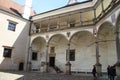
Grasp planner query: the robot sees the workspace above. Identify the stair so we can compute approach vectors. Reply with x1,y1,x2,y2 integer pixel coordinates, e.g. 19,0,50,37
48,66,63,74
48,67,57,74
53,65,63,73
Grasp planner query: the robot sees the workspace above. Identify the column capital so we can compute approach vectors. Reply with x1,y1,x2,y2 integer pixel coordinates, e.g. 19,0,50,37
66,61,71,66
68,41,70,45
68,43,70,46
95,62,102,66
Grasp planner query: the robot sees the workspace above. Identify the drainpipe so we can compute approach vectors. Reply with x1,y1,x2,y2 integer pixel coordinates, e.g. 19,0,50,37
26,18,32,71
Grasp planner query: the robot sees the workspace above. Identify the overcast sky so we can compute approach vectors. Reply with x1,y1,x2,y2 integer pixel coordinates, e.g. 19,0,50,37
13,0,87,14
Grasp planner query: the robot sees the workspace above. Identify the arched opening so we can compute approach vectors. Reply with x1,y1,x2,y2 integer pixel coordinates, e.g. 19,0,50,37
70,31,95,72
31,37,46,71
48,34,68,72
98,22,117,72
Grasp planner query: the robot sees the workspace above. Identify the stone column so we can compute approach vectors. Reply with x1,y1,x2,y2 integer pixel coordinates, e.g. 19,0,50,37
101,0,104,13
65,42,71,75
79,12,82,25
57,16,60,29
67,14,71,27
93,9,97,23
45,44,49,72
47,17,50,31
95,37,102,77
115,29,120,80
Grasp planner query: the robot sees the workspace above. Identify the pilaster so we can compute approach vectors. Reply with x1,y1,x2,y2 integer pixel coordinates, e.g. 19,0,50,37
45,44,49,72
115,28,120,80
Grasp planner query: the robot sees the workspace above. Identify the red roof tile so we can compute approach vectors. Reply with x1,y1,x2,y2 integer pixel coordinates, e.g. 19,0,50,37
0,0,35,17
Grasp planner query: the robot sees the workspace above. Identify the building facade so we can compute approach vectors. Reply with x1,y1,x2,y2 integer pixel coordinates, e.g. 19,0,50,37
0,0,120,78
30,0,120,76
0,0,34,70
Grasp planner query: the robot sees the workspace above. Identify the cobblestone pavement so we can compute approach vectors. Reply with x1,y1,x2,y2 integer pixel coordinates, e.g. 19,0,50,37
0,71,108,80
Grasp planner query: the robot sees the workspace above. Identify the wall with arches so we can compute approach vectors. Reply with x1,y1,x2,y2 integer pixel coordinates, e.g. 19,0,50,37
29,6,120,72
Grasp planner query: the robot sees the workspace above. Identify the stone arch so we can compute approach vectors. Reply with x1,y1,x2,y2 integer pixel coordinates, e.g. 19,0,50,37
31,35,46,44
48,34,68,72
48,34,67,44
70,30,93,41
31,37,46,70
31,36,46,51
97,21,115,37
70,31,96,72
97,21,117,72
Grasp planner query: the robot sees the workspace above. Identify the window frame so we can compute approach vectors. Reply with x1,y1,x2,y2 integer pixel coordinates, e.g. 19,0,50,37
50,47,55,53
3,46,13,58
66,49,75,61
7,19,18,32
69,49,75,61
32,52,38,61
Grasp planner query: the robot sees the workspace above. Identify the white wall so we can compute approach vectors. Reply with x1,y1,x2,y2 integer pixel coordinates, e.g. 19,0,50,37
0,11,30,70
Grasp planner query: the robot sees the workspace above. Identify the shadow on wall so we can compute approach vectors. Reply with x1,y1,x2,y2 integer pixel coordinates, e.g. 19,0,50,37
0,20,30,71
0,58,17,70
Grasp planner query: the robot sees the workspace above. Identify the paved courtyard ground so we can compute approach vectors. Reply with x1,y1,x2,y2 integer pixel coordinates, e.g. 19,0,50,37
0,71,108,80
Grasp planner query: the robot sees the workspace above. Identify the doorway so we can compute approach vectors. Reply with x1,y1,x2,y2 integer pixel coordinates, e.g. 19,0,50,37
49,57,55,67
19,62,24,71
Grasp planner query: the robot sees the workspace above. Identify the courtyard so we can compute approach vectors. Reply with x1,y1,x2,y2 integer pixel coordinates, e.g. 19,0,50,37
0,71,108,80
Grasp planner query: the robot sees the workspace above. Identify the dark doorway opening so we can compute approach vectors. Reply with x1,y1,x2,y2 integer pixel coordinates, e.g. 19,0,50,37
49,57,55,67
19,62,24,71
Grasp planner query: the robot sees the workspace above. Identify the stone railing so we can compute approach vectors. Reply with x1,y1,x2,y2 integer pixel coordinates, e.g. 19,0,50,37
31,0,120,34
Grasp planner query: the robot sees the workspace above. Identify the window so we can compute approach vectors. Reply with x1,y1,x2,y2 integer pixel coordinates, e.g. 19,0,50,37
69,50,75,61
50,47,55,53
8,22,16,31
66,49,75,61
3,48,12,58
32,52,37,60
70,23,75,27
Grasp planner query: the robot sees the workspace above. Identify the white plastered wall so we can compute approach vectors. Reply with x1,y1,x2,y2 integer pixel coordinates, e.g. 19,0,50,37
0,11,29,70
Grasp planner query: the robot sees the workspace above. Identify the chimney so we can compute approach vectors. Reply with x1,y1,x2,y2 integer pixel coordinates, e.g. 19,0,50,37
68,0,77,5
22,0,33,19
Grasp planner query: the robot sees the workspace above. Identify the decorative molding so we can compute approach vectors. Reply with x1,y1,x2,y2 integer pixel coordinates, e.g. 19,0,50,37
46,35,49,40
7,19,18,24
67,32,71,37
2,45,14,49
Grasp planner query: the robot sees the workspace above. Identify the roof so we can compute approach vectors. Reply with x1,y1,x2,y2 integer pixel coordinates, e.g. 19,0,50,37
0,0,35,17
31,0,92,18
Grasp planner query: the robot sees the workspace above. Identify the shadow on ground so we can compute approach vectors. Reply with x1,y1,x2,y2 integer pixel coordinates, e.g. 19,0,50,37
0,71,108,80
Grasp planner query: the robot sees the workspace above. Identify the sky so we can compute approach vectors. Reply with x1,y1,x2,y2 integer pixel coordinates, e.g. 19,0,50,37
13,0,87,14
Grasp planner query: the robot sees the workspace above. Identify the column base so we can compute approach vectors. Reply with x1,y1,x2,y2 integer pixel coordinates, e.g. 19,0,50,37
95,63,102,77
115,62,120,80
28,62,31,71
116,76,120,80
65,62,71,75
44,62,49,72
